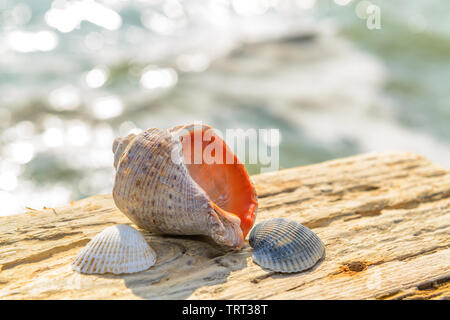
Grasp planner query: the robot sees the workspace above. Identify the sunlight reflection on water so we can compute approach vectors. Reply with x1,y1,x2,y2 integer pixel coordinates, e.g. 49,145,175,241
1,0,449,216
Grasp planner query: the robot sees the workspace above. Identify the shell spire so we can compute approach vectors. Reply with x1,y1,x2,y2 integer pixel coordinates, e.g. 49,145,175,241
112,124,258,249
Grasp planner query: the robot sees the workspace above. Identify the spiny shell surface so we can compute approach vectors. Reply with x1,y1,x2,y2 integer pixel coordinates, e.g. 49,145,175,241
112,125,257,249
71,224,157,274
249,218,325,273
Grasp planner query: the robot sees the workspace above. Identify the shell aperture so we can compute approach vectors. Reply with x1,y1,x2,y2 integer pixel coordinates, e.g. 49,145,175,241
249,218,325,273
177,124,258,239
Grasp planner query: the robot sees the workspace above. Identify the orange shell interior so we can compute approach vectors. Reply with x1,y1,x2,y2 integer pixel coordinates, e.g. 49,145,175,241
179,125,257,238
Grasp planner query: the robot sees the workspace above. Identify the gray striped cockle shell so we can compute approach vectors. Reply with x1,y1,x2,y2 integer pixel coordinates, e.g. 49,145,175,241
249,218,325,273
112,124,258,249
72,224,157,274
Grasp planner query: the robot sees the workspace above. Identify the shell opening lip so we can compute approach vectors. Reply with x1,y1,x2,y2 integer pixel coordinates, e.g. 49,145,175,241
211,201,241,227
177,124,258,239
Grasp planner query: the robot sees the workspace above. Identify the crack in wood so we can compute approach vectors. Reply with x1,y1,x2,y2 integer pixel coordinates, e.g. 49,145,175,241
1,239,90,271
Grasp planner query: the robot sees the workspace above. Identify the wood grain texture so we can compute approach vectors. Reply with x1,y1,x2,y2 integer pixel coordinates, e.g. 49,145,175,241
0,152,449,300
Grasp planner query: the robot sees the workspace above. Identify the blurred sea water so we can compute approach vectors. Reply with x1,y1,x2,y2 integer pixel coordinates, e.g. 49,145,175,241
0,0,449,216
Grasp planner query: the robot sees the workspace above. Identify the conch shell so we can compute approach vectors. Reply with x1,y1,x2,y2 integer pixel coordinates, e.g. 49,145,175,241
112,124,258,249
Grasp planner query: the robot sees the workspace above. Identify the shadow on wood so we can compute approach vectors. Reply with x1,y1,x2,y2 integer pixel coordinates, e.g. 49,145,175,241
119,233,250,299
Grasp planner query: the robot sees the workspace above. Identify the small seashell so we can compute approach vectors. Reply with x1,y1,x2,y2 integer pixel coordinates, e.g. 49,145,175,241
249,218,325,273
112,124,258,249
72,224,157,274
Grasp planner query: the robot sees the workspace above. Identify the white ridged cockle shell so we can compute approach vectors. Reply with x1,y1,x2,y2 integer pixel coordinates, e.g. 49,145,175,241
72,224,157,274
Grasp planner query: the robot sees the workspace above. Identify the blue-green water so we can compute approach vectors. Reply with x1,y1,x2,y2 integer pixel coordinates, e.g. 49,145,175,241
0,0,449,215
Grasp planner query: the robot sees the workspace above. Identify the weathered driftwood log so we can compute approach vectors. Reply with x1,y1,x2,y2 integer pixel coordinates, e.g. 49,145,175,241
0,152,449,300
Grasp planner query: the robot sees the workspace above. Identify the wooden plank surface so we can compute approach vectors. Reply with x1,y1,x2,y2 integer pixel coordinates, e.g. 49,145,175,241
0,152,449,299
